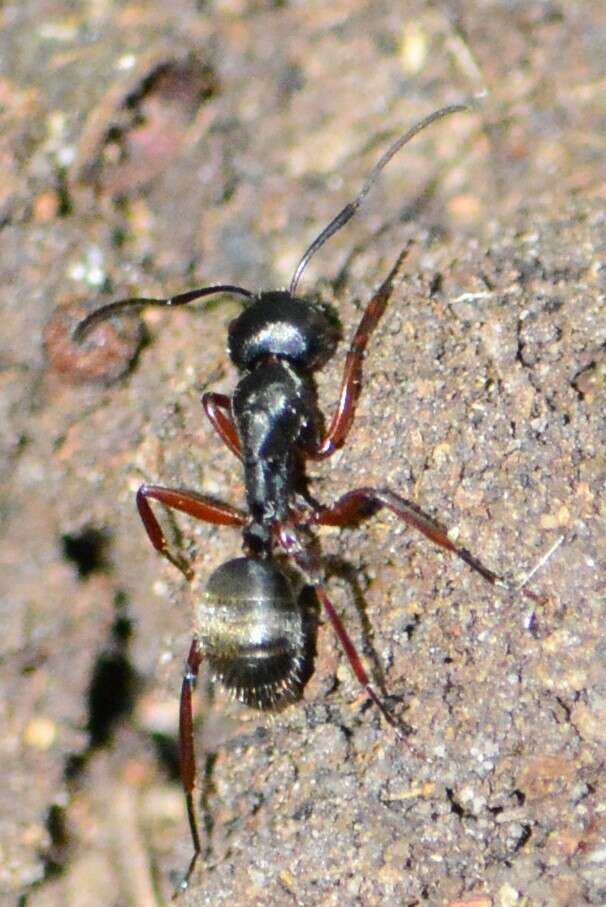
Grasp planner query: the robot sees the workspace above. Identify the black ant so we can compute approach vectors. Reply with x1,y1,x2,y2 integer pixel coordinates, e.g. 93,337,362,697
74,104,546,893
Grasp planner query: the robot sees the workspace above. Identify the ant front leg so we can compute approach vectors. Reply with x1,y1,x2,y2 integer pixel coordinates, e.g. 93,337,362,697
174,637,204,898
202,392,242,461
137,484,246,580
313,245,410,459
312,487,546,604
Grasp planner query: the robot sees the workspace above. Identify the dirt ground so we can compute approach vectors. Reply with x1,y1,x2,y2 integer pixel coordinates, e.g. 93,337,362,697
1,2,605,906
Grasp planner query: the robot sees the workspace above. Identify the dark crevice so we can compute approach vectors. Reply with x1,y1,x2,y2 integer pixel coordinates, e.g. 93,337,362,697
514,823,532,851
404,614,420,640
41,803,69,879
73,591,138,753
63,752,87,782
515,319,531,369
446,787,475,820
151,732,181,783
62,592,137,771
429,272,443,296
36,593,139,889
61,526,110,578
86,617,137,748
554,695,572,722
55,168,73,217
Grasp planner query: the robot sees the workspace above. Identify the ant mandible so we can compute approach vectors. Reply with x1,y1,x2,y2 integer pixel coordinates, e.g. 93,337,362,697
74,104,545,893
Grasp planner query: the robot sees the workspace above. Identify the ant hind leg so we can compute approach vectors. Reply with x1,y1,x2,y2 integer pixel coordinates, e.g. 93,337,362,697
173,637,204,899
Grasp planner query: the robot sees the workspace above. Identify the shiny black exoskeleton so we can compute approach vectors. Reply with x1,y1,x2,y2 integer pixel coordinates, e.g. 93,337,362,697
229,292,339,552
72,104,548,895
198,557,305,709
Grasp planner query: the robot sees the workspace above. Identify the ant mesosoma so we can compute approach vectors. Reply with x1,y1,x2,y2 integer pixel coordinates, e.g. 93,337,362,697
74,104,546,893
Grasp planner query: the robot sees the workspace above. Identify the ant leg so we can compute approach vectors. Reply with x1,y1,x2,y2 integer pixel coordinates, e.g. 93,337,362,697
312,245,410,459
311,486,545,604
276,525,408,740
137,484,246,580
315,584,406,740
173,637,204,899
202,393,242,461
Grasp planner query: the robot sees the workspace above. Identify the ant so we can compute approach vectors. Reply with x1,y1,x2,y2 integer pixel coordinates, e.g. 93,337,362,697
74,104,547,893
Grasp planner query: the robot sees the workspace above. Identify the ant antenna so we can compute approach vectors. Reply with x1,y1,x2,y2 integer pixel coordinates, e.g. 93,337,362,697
73,284,255,343
289,103,469,296
74,104,469,343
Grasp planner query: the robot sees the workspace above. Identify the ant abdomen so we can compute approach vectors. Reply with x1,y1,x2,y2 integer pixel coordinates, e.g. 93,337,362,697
197,557,306,710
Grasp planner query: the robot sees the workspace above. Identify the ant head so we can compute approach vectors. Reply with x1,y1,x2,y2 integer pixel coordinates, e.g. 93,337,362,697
228,291,340,372
197,556,305,709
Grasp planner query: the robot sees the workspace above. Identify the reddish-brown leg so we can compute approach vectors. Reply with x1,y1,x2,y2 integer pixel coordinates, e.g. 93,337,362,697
137,484,246,580
314,585,406,739
173,637,204,898
276,524,407,739
310,486,545,604
202,392,242,460
312,245,410,459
